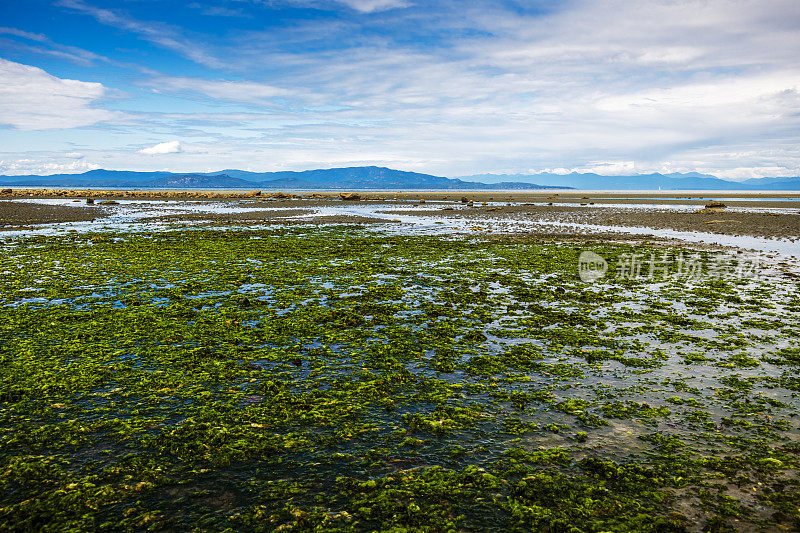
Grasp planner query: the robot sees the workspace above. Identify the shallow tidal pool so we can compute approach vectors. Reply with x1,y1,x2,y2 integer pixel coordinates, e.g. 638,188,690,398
1,227,799,532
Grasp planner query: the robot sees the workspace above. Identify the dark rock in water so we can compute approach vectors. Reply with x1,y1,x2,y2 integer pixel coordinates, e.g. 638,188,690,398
1,188,11,194
705,200,726,208
86,198,94,205
340,192,361,201
98,200,119,205
461,196,468,203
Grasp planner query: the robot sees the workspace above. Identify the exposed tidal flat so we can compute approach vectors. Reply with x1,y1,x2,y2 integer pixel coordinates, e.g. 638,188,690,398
2,189,800,243
1,193,799,531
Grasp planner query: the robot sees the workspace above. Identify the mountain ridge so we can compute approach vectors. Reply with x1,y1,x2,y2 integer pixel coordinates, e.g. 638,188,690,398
0,166,562,190
458,172,800,190
1,166,799,190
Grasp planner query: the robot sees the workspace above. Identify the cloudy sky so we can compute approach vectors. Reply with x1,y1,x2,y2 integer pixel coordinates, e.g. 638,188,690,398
0,0,799,180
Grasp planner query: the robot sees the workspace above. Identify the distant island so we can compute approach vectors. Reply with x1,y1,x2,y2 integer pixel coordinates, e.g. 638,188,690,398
0,167,565,191
458,172,800,191
1,166,799,190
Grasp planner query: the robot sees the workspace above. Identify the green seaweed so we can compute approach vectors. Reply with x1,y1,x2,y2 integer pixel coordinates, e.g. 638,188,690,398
0,228,798,531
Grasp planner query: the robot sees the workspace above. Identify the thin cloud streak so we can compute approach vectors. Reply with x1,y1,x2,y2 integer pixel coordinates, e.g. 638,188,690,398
58,0,226,69
147,77,290,105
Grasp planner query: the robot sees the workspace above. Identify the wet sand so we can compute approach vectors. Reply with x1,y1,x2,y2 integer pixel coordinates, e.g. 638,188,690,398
383,203,800,240
0,200,104,229
1,190,798,241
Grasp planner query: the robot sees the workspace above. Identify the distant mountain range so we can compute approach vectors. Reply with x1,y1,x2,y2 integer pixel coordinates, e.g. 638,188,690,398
0,167,561,190
459,172,800,190
1,166,799,190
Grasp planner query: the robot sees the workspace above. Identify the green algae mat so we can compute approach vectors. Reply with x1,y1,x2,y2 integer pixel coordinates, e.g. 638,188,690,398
1,228,799,532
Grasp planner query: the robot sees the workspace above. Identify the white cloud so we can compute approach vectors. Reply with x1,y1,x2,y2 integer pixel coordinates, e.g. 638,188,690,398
138,141,182,155
0,58,118,130
706,166,798,181
0,157,99,175
596,73,800,113
542,162,639,176
337,0,411,13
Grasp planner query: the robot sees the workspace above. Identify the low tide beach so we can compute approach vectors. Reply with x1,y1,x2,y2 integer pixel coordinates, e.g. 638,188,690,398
2,189,799,251
1,189,799,531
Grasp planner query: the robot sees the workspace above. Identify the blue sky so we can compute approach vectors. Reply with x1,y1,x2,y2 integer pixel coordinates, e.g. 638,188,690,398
0,0,799,180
